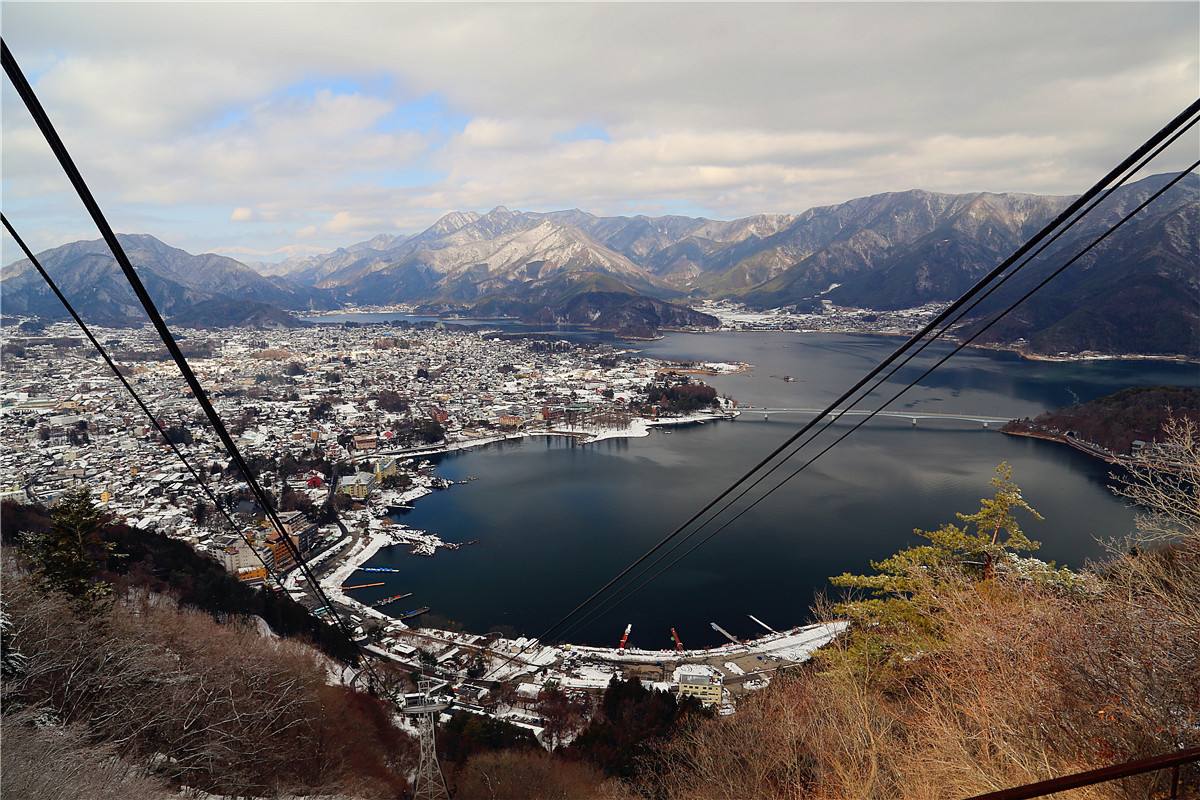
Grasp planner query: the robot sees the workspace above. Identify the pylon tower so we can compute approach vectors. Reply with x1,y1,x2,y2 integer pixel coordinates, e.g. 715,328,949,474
405,678,451,800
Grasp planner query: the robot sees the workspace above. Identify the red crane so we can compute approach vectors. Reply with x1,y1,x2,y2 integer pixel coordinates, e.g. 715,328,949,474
617,623,632,650
670,627,684,652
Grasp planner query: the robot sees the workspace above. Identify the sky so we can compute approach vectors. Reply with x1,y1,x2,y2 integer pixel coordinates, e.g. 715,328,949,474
2,2,1197,262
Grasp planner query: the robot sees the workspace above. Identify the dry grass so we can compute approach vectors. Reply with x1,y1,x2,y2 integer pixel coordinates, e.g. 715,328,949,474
452,749,634,800
1,562,411,797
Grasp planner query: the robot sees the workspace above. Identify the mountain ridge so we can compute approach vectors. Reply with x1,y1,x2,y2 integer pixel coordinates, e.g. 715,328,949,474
3,173,1195,350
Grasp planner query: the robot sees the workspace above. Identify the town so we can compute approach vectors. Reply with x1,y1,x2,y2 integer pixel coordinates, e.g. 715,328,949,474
0,315,843,743
696,299,950,334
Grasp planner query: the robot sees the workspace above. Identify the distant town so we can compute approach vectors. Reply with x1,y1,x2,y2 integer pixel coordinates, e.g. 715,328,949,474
696,298,949,336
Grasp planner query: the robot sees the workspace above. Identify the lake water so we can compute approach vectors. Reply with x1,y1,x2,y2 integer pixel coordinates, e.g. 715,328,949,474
360,332,1198,649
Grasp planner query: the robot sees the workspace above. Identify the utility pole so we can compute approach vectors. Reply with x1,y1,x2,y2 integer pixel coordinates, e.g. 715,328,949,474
404,678,452,800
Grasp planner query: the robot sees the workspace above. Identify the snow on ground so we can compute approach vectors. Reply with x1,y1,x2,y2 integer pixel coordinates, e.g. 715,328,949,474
301,536,350,568
557,408,740,445
568,622,847,664
673,663,722,682
759,622,850,660
554,664,621,690
316,528,404,622
700,361,746,374
723,661,745,676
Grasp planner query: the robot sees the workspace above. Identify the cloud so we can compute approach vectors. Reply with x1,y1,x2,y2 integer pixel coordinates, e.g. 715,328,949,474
325,210,386,234
1,2,1195,259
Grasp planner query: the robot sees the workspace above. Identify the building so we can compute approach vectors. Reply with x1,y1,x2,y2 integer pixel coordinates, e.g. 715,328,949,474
236,565,268,586
265,530,300,571
217,531,274,580
277,510,318,551
352,433,377,452
498,414,524,429
677,671,723,706
339,472,377,500
375,456,398,481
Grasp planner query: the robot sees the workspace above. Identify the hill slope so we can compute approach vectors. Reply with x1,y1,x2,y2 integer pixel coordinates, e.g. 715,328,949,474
1,234,331,327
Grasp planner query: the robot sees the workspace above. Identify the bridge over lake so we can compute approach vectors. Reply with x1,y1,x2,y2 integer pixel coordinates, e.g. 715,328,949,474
740,406,1012,426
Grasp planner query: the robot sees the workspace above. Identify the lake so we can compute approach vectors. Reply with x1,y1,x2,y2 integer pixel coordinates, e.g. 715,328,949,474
360,332,1198,649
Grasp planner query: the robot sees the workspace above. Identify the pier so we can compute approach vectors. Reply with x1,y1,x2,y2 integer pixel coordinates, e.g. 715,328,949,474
373,592,415,608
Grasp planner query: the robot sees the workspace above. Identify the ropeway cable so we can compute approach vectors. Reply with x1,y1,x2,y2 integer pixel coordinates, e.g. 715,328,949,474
558,159,1199,635
518,97,1200,653
477,100,1200,676
2,39,382,687
554,115,1200,641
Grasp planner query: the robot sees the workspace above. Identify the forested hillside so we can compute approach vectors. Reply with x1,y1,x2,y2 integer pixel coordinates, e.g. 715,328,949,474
1004,385,1200,454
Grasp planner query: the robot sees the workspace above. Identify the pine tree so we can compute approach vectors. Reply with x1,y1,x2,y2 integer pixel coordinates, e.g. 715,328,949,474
21,486,115,606
828,463,1044,670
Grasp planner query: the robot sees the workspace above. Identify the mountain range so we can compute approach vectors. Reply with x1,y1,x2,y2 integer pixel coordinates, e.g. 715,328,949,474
3,173,1196,352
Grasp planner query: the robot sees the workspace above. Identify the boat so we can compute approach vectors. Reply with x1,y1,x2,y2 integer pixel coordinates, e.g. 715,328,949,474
397,606,431,621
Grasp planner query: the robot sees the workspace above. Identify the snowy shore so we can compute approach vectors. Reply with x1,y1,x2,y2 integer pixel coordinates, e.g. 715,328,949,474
319,409,740,637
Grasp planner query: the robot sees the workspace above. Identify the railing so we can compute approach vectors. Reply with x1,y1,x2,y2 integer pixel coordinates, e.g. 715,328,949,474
966,747,1199,799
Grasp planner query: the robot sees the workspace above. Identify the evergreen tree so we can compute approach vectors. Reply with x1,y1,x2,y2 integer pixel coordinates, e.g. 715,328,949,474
829,463,1045,670
21,487,115,606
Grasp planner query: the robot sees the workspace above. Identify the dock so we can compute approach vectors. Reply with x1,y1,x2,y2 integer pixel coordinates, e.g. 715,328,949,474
341,581,385,590
372,592,414,608
711,622,740,645
356,566,404,574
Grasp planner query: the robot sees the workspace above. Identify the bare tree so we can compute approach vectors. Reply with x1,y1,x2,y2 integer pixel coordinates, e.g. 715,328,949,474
1112,415,1200,544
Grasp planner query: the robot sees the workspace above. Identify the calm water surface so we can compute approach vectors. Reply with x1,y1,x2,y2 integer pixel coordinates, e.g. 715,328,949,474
360,332,1198,648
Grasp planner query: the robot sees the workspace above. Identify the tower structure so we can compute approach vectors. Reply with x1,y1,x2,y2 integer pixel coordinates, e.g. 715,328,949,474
404,678,452,800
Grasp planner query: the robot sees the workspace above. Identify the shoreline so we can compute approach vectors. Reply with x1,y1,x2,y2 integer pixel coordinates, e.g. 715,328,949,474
354,408,740,463
300,307,1197,366
999,427,1122,465
705,326,1200,366
325,408,742,643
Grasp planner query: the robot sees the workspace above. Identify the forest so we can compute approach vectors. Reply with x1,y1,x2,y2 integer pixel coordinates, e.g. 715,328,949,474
1004,385,1200,454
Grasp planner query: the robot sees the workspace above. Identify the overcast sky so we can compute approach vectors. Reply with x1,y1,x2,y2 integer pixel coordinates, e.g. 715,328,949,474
2,2,1197,261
